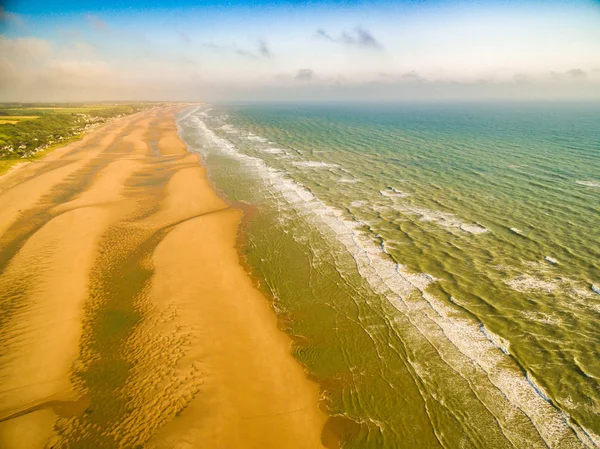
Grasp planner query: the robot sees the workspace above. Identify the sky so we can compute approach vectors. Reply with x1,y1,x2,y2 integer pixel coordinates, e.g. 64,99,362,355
1,0,600,101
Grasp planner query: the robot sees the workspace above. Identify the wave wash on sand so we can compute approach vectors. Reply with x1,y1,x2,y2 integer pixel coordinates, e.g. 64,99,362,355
0,106,328,448
180,105,598,449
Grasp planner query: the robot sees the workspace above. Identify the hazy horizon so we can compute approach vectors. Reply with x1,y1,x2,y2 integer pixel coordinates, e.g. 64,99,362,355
1,0,600,102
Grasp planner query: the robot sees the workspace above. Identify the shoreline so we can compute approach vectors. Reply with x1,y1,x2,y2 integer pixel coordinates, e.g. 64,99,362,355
176,114,343,447
229,183,346,449
0,106,330,447
179,104,596,449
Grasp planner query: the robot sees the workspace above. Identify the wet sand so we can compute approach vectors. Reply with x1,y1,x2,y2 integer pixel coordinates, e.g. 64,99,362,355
0,107,328,448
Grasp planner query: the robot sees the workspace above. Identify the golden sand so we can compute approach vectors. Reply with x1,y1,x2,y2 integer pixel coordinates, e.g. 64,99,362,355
0,108,329,448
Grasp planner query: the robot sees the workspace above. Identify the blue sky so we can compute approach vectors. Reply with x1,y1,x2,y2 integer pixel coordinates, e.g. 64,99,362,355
4,0,488,14
1,0,599,101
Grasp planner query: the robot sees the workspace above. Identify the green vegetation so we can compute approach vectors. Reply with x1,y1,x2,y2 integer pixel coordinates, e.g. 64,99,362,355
0,117,40,125
0,103,160,174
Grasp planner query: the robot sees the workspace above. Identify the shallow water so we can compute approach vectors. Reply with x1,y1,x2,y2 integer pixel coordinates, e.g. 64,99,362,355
177,102,600,449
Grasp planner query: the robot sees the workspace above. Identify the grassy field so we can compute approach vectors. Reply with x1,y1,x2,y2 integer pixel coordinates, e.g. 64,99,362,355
0,103,162,175
1,107,115,116
0,116,40,125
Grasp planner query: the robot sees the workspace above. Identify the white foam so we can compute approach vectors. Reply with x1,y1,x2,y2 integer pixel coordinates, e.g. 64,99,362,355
380,187,410,198
398,205,488,235
521,310,557,325
262,147,285,154
481,325,510,355
293,161,341,169
576,181,600,188
506,267,594,302
181,107,589,449
247,132,268,142
506,275,557,294
460,223,489,234
220,124,238,134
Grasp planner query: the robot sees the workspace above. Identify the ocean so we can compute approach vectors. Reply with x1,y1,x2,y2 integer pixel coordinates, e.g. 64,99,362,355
176,102,600,449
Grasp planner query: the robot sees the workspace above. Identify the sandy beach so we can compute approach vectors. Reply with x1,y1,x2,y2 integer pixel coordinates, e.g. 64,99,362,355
0,107,329,448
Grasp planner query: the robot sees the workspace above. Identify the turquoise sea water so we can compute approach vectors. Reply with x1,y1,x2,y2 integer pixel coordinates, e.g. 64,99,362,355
177,103,600,449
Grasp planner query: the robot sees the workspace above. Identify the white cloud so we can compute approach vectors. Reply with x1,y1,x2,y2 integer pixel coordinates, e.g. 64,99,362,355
0,36,53,62
315,27,383,50
295,69,315,81
0,36,121,100
1,8,599,104
37,60,115,88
